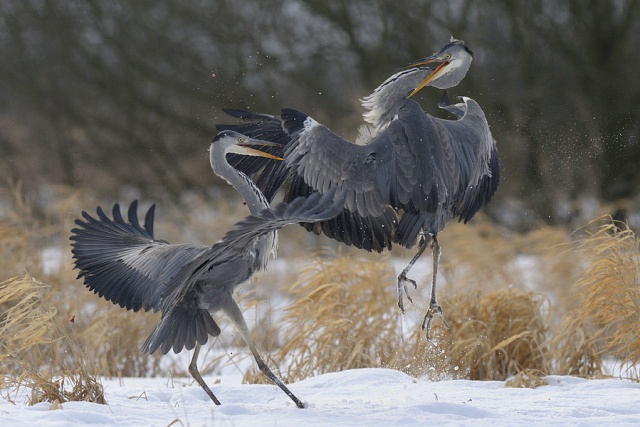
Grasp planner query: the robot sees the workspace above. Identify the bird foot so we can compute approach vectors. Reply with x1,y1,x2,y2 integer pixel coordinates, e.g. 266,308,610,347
421,301,450,340
397,273,417,313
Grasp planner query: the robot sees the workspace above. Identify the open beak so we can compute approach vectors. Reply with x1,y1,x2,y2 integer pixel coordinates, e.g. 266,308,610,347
402,54,450,98
231,137,284,160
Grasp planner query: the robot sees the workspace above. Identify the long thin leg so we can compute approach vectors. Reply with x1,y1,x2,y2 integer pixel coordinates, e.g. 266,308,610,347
397,234,429,313
224,299,306,408
189,343,222,405
421,236,450,339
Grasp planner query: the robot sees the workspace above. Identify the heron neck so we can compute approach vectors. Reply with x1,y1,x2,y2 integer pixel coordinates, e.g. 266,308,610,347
210,148,269,215
361,67,432,130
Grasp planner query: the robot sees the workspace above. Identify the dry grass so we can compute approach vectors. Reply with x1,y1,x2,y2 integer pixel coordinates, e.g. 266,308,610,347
247,254,405,383
0,184,164,404
0,275,58,374
245,255,552,384
437,288,550,380
21,368,106,406
244,216,640,385
0,275,106,405
2,181,640,402
546,314,602,378
572,218,640,373
505,368,548,388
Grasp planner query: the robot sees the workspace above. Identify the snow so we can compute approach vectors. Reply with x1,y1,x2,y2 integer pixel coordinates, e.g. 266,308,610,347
3,369,640,426
23,234,640,425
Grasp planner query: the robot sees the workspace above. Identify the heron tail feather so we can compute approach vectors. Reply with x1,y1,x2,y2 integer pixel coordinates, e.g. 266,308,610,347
141,306,221,355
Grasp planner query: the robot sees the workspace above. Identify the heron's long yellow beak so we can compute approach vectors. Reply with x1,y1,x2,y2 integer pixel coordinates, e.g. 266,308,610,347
408,62,450,98
232,138,284,160
402,54,450,98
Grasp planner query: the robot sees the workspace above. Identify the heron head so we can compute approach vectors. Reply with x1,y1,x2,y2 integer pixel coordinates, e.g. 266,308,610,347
403,38,474,97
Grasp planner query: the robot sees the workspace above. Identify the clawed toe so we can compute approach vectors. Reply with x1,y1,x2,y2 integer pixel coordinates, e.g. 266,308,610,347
397,274,417,313
421,303,450,340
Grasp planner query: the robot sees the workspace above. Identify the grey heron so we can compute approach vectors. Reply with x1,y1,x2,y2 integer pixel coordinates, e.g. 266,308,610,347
70,134,346,408
216,38,500,338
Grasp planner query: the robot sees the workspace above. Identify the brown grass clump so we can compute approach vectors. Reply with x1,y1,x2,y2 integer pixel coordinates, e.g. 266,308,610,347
546,315,602,377
505,368,548,388
0,275,106,405
253,253,406,383
22,368,106,406
571,218,640,371
244,252,553,384
243,216,640,384
184,215,640,384
437,288,550,380
0,275,58,374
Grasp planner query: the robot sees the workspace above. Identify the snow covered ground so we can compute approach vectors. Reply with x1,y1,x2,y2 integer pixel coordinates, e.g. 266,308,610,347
12,231,638,425
2,368,640,426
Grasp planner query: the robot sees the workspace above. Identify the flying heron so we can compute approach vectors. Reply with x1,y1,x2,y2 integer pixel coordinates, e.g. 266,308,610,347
70,135,346,407
216,38,500,338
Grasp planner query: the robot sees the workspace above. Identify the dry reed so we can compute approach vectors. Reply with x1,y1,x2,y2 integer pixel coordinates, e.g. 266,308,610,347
0,275,106,404
505,368,548,388
572,218,640,373
3,182,640,399
244,252,552,384
437,288,550,380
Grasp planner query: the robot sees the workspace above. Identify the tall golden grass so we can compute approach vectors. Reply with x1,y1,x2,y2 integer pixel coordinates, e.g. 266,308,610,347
244,216,640,384
0,275,106,405
244,257,552,383
1,182,639,404
572,219,640,370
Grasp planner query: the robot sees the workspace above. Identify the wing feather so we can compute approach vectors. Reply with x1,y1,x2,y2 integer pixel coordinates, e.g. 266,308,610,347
70,201,209,313
216,96,499,250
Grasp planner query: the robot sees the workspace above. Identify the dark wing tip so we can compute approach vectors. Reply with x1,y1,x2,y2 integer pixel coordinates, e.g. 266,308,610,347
281,108,308,135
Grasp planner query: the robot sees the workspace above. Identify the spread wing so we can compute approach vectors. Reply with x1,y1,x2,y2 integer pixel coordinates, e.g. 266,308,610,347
217,97,499,251
215,125,399,253
282,98,495,218
70,200,209,313
140,189,346,355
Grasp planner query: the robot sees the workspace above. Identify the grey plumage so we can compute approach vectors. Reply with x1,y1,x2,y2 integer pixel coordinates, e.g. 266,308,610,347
215,38,500,338
71,192,342,355
71,135,346,407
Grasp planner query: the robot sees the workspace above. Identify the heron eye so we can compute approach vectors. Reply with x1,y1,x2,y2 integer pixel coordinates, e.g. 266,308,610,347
445,54,452,59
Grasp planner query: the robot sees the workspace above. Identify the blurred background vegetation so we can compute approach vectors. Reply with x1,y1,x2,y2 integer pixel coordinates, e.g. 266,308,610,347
1,0,639,229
